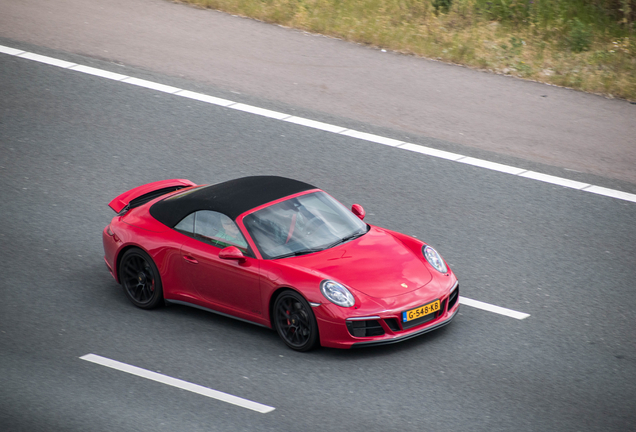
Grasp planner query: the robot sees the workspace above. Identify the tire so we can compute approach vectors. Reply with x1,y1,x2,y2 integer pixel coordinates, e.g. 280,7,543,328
273,290,319,352
118,248,163,309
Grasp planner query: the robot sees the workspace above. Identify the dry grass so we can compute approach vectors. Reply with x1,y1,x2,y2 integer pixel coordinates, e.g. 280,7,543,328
180,0,636,100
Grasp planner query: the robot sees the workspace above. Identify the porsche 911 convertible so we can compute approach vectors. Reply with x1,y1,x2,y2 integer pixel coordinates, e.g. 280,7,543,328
103,176,459,351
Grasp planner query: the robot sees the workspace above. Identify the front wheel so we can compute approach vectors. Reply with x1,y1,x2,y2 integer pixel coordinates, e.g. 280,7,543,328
119,248,163,309
273,290,319,352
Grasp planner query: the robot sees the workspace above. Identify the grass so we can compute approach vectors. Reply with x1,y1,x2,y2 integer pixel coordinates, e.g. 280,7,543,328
178,0,636,100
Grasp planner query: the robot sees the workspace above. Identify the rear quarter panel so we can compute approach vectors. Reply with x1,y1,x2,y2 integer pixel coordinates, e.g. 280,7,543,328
105,210,187,299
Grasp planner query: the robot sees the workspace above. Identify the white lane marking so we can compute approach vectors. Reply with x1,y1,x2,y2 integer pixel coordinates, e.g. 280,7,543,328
175,89,235,107
459,296,530,320
18,52,76,68
340,130,404,147
284,116,348,133
2,44,635,205
229,103,291,120
399,142,465,161
80,354,275,413
583,185,636,201
519,171,590,189
70,65,128,81
457,157,528,175
0,45,25,55
121,77,181,94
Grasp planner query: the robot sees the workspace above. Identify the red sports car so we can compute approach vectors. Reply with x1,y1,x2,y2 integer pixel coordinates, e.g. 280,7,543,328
103,176,459,351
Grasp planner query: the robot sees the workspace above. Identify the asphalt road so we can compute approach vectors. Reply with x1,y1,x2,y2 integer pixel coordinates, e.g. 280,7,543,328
1,46,635,432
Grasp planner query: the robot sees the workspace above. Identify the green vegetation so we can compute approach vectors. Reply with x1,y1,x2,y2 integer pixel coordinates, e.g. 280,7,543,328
181,0,635,100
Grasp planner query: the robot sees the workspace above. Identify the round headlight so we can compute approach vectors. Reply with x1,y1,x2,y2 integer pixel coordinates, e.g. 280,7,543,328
423,245,448,274
320,280,355,307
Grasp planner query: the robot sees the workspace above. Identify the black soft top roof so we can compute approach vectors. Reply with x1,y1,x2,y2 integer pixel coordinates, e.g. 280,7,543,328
149,176,317,227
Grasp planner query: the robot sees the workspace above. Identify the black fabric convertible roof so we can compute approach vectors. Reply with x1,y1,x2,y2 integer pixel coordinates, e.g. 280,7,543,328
149,176,317,227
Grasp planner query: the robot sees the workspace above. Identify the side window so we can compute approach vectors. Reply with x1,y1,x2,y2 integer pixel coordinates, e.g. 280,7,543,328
193,211,249,252
194,211,221,239
174,213,195,233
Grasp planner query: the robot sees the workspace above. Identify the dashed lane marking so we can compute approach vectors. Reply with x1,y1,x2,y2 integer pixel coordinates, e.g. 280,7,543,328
2,43,634,204
459,296,530,320
80,354,275,413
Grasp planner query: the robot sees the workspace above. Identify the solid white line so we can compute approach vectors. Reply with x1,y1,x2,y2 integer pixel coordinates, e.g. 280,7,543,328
69,65,128,81
284,116,348,133
0,45,24,55
18,52,76,69
80,354,275,413
174,90,235,107
340,130,404,147
2,43,635,205
229,103,291,120
399,143,465,161
458,157,527,175
459,296,530,320
583,185,636,203
519,171,590,189
121,77,181,94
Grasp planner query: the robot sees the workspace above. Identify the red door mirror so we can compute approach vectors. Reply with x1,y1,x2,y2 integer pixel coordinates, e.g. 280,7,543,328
219,246,245,261
351,204,365,220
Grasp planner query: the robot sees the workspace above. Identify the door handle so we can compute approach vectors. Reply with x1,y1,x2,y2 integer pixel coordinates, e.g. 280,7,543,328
183,255,198,264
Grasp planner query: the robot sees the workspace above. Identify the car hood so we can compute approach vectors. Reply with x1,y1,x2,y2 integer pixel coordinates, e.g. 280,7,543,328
285,226,433,299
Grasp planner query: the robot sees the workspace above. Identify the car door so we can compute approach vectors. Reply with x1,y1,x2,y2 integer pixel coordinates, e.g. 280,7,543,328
177,211,262,319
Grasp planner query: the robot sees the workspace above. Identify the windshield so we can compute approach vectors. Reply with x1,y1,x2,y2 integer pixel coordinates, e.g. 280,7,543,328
243,191,368,259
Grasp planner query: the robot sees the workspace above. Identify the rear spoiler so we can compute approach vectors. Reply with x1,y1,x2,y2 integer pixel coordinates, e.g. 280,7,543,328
108,179,197,213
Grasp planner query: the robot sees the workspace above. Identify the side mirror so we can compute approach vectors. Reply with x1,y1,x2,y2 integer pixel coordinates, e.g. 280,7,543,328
219,246,245,261
351,204,365,220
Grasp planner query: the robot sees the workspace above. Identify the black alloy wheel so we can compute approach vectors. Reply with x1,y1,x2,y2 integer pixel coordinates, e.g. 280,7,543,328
273,290,319,351
119,248,163,309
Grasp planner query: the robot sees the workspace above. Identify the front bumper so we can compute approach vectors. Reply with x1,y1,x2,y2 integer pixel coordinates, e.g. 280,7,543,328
350,305,458,348
316,281,460,349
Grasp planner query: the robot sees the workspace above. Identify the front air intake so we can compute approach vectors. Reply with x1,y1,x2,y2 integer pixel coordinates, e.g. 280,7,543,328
346,320,385,337
448,284,459,310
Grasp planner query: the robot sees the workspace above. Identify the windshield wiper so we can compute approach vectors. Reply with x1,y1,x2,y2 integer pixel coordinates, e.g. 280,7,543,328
324,230,366,250
274,228,368,258
274,249,323,259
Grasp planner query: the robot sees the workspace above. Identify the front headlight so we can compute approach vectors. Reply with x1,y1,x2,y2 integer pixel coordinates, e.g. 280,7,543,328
320,280,355,307
423,245,448,274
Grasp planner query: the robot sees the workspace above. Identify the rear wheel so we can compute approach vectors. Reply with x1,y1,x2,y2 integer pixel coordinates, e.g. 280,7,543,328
119,248,163,309
273,290,319,352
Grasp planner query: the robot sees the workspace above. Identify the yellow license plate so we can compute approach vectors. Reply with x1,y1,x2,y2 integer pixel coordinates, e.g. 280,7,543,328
402,300,440,322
